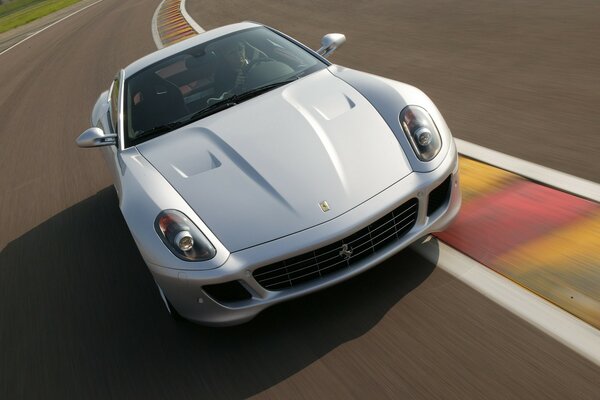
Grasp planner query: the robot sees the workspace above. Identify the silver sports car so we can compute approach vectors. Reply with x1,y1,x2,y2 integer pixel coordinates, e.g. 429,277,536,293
77,22,461,325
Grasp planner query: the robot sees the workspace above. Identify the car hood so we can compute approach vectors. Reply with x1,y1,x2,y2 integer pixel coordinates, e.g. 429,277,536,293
137,69,412,252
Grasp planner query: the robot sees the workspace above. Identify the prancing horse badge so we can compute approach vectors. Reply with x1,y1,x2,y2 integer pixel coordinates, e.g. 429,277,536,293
319,200,330,212
339,244,353,260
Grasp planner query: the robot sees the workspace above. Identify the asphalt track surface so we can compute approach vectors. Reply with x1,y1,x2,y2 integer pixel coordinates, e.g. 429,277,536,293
0,0,599,398
189,0,600,184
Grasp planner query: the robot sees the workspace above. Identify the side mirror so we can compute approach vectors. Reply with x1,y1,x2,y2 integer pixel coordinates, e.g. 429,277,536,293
76,127,117,148
316,33,346,58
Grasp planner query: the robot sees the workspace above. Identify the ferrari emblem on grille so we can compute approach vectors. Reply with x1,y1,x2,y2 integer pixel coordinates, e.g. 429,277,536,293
319,200,330,212
339,244,353,260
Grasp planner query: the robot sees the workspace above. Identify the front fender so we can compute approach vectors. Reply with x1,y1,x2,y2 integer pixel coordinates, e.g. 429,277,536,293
117,147,230,271
328,66,454,173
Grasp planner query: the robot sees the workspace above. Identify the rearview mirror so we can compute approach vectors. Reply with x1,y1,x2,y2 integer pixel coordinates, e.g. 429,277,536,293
76,127,117,148
316,33,346,58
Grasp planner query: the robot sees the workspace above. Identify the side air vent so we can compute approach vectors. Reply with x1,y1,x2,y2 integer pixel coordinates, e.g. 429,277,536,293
203,281,251,304
427,175,452,216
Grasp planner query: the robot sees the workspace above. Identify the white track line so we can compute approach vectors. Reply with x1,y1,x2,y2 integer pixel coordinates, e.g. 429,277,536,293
180,0,204,33
175,0,600,363
0,0,104,57
151,0,167,49
413,237,600,366
456,138,600,203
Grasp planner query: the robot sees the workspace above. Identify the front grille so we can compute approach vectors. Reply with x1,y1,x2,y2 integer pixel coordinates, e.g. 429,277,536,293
253,198,419,291
427,175,452,216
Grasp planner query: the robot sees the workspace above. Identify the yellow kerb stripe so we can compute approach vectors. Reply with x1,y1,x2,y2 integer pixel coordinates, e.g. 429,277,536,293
458,156,519,203
496,209,600,271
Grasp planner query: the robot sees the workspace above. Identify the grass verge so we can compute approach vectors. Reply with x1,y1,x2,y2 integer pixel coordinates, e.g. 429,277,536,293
0,0,82,34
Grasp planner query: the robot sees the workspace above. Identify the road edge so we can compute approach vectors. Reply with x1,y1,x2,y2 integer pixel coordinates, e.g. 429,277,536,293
412,237,600,367
0,0,104,56
456,138,600,203
180,0,204,33
152,0,202,49
151,0,166,49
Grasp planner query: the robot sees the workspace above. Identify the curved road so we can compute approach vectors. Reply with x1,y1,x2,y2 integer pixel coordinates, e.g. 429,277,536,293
0,0,599,398
188,0,600,184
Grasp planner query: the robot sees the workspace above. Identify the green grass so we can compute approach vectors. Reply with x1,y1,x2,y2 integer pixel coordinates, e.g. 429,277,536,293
0,0,82,34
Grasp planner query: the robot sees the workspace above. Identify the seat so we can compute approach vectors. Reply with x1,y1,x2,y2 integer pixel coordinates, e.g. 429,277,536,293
130,73,188,134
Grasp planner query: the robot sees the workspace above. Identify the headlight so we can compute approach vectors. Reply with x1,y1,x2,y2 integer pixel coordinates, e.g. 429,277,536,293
400,105,442,161
154,210,216,261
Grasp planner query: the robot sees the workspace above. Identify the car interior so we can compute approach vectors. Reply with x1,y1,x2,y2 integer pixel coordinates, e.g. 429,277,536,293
126,28,321,141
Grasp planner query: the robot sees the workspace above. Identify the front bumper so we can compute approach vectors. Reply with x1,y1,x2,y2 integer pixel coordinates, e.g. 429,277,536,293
147,142,461,326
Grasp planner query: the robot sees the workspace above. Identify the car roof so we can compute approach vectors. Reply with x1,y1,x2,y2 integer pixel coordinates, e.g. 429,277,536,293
122,21,263,79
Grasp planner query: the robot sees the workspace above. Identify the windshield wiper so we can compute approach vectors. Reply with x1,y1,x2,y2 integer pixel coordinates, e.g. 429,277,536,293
177,77,300,126
233,77,299,102
184,98,238,123
135,121,186,141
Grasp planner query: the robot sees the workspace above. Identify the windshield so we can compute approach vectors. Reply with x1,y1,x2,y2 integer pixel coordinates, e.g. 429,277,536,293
123,27,327,147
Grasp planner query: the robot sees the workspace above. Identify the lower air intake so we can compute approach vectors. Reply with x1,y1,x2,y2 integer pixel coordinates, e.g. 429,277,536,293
203,281,251,304
427,175,452,216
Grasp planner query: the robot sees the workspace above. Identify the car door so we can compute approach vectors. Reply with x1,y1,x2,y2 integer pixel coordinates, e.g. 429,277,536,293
100,76,123,200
